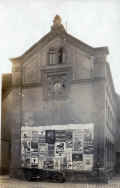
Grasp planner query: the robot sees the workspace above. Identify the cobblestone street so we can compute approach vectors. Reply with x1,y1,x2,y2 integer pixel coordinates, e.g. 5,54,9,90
1,176,120,188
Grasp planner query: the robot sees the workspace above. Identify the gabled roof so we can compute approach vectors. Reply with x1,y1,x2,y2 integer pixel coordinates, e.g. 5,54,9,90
10,15,109,64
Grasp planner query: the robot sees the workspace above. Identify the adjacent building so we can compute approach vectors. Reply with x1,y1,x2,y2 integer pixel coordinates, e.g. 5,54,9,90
1,73,12,174
1,15,120,182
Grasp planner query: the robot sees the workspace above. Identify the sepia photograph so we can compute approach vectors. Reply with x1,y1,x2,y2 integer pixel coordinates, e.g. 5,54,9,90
1,0,120,187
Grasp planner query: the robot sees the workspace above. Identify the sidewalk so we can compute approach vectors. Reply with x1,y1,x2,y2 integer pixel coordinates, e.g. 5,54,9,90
0,176,10,183
1,175,120,188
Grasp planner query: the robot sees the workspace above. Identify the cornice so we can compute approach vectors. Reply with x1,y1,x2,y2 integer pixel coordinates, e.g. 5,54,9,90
40,64,72,73
11,76,105,90
12,82,42,89
72,77,105,84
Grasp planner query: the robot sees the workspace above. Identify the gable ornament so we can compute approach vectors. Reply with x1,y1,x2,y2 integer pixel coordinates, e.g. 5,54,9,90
51,15,66,33
53,15,62,26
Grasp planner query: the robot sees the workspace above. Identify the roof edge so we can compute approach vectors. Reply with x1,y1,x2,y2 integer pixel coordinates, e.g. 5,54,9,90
94,46,109,56
9,33,109,64
9,56,23,63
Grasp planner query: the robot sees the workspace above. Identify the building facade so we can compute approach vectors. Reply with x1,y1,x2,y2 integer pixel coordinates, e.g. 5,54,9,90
1,15,120,182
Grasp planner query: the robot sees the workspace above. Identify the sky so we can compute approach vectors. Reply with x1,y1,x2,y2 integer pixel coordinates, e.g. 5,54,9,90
0,0,120,93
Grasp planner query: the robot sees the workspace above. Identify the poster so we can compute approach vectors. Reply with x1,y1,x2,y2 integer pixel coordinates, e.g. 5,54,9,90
83,154,93,171
31,141,38,152
55,142,65,157
72,152,83,170
67,162,72,169
38,143,48,156
65,130,73,148
21,130,31,138
31,157,38,168
73,130,84,153
44,158,54,169
72,161,83,171
38,159,44,169
66,151,72,162
46,130,55,144
84,128,94,154
32,131,39,138
21,139,31,154
54,158,61,170
21,123,94,171
48,144,54,156
39,130,46,143
56,130,66,142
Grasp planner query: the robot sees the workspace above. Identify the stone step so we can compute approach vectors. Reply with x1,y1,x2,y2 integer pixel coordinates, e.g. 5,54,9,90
0,176,10,182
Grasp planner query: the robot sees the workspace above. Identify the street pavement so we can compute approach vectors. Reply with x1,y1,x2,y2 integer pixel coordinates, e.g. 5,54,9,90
1,176,120,188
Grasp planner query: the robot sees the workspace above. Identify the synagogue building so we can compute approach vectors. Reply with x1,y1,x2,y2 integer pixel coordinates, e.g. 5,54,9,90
1,15,120,182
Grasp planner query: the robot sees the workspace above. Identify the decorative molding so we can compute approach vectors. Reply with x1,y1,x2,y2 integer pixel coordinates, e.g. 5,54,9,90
41,64,72,100
23,63,41,84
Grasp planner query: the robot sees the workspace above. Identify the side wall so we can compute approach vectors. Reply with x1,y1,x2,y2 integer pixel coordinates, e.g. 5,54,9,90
92,53,106,168
105,62,119,172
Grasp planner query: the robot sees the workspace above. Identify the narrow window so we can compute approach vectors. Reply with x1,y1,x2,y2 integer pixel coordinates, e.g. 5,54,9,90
58,48,63,64
48,48,56,65
48,47,66,65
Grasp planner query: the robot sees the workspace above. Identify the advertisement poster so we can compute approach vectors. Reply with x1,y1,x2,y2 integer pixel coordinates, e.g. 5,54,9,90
54,158,61,170
46,130,55,144
55,142,65,157
44,158,54,169
65,130,73,149
73,130,84,153
56,130,66,142
38,159,44,169
31,157,39,168
38,143,48,156
84,154,93,171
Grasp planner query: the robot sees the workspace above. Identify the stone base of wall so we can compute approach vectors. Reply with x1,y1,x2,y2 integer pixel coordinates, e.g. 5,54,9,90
0,167,9,175
9,168,24,180
9,168,115,183
65,170,108,183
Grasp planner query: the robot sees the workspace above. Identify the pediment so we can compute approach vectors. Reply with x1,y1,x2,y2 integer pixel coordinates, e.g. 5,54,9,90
10,16,109,86
10,29,108,65
10,15,108,65
11,33,95,85
22,32,93,60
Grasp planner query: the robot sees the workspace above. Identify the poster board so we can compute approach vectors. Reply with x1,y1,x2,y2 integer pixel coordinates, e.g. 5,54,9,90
21,124,94,171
